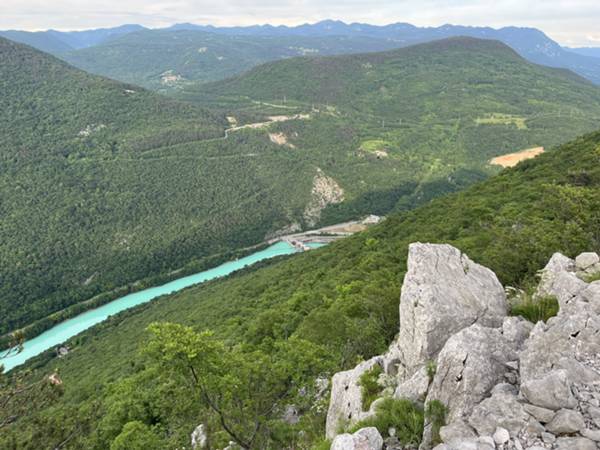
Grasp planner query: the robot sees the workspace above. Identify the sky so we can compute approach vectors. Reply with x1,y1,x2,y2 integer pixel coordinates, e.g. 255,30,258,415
1,0,600,47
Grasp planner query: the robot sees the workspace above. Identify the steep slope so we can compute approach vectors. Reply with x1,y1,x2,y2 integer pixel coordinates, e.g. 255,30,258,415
0,37,318,337
5,123,600,448
193,38,600,220
168,20,600,85
206,38,597,114
60,29,401,90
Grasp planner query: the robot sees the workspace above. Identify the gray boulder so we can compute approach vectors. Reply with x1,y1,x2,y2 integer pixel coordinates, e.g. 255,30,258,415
535,253,575,298
522,404,555,424
519,297,600,384
331,427,383,450
520,370,577,411
439,419,477,444
425,325,517,424
393,366,430,404
397,243,507,380
580,281,600,314
502,316,533,349
468,390,529,437
545,408,585,435
492,427,510,445
554,436,597,450
325,356,382,439
581,428,600,442
542,271,587,308
431,436,495,450
422,325,517,449
576,252,600,273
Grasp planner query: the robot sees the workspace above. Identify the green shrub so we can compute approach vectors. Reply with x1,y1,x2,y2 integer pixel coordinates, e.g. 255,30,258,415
312,438,332,450
425,400,447,446
358,365,384,411
510,295,559,323
426,360,437,382
583,272,600,283
350,398,424,446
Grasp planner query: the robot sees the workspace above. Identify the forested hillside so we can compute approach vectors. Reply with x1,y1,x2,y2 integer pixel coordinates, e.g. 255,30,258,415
4,125,600,449
192,38,600,220
60,29,401,90
3,36,600,343
0,37,308,336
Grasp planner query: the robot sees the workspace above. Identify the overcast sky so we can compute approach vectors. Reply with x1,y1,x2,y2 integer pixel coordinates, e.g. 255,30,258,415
1,0,599,47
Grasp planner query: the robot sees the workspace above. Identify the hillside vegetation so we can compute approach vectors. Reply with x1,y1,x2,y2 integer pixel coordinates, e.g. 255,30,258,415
4,36,600,343
5,125,600,448
0,37,308,336
191,38,600,220
60,29,401,91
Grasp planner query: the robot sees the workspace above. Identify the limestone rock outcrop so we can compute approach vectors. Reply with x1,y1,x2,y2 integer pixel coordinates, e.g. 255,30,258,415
331,427,384,450
191,423,207,449
326,244,600,450
396,243,507,380
326,356,383,439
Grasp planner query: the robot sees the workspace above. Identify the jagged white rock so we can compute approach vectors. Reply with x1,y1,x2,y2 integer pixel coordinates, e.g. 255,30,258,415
326,246,600,450
325,356,382,439
425,325,517,424
191,424,207,449
331,427,383,450
396,244,507,380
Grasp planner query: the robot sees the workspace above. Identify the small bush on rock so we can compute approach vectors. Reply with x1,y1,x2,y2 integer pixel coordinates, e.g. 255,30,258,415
350,398,424,446
358,364,384,411
426,360,437,382
583,272,600,283
510,294,559,323
425,400,447,446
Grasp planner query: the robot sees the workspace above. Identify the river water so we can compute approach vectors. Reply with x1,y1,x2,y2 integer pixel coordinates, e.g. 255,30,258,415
1,241,305,371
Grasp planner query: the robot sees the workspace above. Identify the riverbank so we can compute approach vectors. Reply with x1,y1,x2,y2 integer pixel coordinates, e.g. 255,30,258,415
0,241,272,350
1,216,382,370
0,242,300,372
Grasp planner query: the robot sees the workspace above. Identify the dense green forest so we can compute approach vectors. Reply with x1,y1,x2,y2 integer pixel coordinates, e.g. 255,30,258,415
3,35,600,349
60,29,403,91
4,127,600,449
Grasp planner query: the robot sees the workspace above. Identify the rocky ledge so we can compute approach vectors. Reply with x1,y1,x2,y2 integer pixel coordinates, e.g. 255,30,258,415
327,243,600,450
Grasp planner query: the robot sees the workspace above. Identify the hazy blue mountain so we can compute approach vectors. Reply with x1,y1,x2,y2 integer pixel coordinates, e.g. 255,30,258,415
169,21,600,84
0,30,73,53
4,20,600,84
568,47,600,58
60,29,403,89
47,24,146,49
0,24,146,53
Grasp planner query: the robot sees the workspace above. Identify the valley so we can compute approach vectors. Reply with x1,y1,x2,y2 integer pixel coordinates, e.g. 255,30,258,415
2,14,600,449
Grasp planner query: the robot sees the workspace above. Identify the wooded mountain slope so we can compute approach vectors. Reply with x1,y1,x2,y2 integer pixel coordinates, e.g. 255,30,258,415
0,37,310,336
60,29,403,90
6,125,600,449
4,36,600,340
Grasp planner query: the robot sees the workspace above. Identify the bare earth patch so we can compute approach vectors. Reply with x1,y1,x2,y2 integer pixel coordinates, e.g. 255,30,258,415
490,147,545,168
269,132,296,148
303,168,345,227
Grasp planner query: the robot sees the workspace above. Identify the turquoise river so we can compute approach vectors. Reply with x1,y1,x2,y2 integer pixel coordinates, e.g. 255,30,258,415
1,241,324,371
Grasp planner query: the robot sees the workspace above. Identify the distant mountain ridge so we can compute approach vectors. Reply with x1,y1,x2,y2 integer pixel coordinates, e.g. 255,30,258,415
182,20,600,84
568,47,600,58
0,24,145,53
3,20,600,85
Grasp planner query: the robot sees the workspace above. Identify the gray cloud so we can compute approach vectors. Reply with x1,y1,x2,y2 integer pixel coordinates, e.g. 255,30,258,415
1,0,599,46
